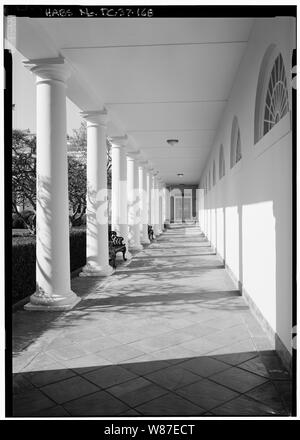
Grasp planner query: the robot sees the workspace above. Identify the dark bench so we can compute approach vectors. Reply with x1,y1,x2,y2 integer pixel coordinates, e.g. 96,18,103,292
109,243,117,269
109,230,127,268
148,225,154,241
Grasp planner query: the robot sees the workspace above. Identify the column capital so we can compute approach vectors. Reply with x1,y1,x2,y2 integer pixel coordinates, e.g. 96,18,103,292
127,150,141,161
81,109,108,126
109,135,128,148
139,160,148,166
24,57,71,83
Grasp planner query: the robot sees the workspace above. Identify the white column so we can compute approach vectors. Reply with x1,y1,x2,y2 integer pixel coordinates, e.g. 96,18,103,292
153,173,161,237
165,186,170,225
24,58,80,311
150,172,155,231
147,168,153,226
139,161,150,244
127,152,143,251
80,110,113,277
111,136,132,260
158,179,164,233
161,183,166,230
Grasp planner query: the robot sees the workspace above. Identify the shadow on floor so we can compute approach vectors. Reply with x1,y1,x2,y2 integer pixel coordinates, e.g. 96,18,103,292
74,290,248,318
12,350,292,417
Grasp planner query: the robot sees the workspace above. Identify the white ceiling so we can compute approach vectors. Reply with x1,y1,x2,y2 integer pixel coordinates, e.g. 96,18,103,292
13,17,254,185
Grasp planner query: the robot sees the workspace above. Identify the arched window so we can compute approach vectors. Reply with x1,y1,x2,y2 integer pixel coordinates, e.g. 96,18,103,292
254,45,289,143
219,144,225,179
212,160,216,186
230,116,242,168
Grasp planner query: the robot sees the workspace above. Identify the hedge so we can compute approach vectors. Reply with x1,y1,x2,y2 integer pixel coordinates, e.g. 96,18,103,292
12,229,86,305
69,228,86,271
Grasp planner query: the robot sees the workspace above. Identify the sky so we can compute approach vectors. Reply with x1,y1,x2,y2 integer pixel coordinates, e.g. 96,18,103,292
10,44,83,136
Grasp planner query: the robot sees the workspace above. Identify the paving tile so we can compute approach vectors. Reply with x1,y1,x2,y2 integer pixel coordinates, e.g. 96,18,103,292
134,323,175,337
176,378,239,411
126,337,171,354
47,344,89,362
204,315,244,330
180,356,230,378
64,390,130,416
40,375,100,404
13,373,35,395
106,330,146,344
12,225,290,418
21,352,65,373
128,330,194,354
145,365,200,391
64,328,107,343
181,323,220,338
26,366,77,388
246,381,289,414
210,342,258,365
136,392,205,416
259,352,290,381
252,336,274,351
121,408,141,416
272,380,293,414
73,335,120,353
59,353,111,373
83,365,139,389
100,345,146,363
122,356,170,376
108,377,168,407
13,389,56,417
238,356,270,378
181,337,222,356
162,318,196,330
149,346,196,365
211,395,281,416
210,366,267,393
243,317,269,338
204,325,251,346
13,351,40,373
32,405,70,417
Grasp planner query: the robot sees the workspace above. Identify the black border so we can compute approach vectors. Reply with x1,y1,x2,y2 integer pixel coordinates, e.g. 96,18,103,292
291,44,297,417
3,4,297,422
4,47,13,419
3,4,297,18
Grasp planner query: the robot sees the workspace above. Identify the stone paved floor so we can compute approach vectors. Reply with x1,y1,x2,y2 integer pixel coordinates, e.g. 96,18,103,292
12,225,292,417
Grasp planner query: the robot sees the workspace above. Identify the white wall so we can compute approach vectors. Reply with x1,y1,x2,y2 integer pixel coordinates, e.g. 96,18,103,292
199,17,294,355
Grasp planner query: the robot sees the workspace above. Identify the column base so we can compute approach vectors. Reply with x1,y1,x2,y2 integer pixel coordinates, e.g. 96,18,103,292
24,289,80,311
129,243,143,252
79,263,114,277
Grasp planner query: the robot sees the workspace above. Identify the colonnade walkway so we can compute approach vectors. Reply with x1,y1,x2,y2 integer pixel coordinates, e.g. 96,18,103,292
12,225,292,416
